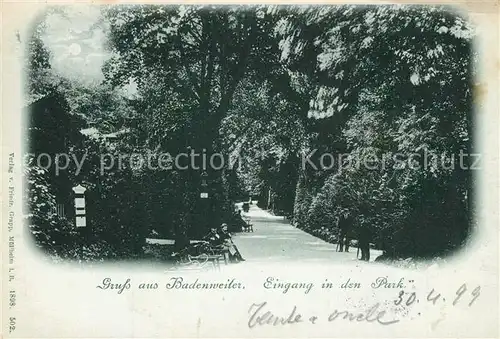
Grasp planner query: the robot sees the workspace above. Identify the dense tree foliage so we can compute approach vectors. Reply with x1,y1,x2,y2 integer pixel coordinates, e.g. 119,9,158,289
276,5,475,258
25,5,476,262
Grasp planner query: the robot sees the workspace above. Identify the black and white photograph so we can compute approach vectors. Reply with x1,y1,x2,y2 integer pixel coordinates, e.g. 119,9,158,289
23,4,477,267
2,2,498,338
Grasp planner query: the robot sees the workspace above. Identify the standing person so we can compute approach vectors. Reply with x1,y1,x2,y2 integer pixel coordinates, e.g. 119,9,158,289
337,216,345,252
337,211,353,252
358,227,371,261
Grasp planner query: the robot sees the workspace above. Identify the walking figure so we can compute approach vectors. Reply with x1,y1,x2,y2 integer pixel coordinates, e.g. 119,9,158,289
358,227,371,261
337,211,353,252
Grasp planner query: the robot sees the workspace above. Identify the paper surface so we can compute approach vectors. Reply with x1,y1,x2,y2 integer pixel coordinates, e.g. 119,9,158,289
2,1,499,338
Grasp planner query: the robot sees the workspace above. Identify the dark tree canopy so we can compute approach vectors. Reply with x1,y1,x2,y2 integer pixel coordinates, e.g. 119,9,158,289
24,5,476,262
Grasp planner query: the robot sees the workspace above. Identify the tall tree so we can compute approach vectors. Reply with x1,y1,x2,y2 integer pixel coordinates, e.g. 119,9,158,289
103,5,284,151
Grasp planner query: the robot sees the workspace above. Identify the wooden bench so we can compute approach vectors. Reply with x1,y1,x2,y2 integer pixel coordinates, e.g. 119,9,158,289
242,218,254,232
187,251,229,271
147,238,231,268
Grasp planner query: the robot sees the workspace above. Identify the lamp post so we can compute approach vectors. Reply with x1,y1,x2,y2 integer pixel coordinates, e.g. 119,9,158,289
200,171,209,199
200,171,210,234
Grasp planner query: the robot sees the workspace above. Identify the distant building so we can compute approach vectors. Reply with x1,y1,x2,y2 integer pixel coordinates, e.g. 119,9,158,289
80,126,130,143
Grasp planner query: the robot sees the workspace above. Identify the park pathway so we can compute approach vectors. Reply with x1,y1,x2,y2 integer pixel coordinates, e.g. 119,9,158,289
232,203,381,265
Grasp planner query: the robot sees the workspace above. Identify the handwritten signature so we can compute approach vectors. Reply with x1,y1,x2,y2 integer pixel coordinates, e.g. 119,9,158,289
248,301,399,328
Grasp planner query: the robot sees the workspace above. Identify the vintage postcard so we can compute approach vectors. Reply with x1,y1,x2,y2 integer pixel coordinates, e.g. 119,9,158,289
2,1,499,338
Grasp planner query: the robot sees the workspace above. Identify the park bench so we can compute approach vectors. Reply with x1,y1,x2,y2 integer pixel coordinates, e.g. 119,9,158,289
186,253,228,270
242,217,254,232
168,251,231,272
190,241,230,267
147,238,230,268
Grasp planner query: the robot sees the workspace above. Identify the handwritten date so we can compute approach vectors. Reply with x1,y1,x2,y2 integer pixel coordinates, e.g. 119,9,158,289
394,283,481,307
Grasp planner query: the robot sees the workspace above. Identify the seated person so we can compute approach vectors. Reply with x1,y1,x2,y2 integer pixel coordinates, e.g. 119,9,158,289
218,223,246,263
205,227,224,247
229,210,248,232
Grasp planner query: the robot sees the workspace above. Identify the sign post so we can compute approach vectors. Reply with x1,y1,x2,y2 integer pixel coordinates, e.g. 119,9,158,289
72,184,87,227
72,184,87,261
